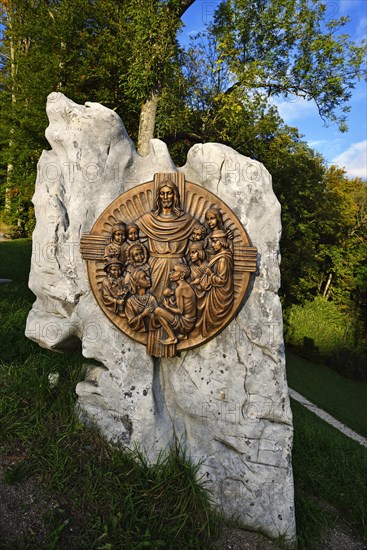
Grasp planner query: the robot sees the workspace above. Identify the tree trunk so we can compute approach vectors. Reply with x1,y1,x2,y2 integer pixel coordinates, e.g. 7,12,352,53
135,2,195,156
4,2,16,213
137,90,159,156
323,272,333,299
5,164,13,212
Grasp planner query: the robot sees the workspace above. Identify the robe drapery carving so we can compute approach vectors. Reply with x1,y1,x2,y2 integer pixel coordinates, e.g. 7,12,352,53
80,173,257,357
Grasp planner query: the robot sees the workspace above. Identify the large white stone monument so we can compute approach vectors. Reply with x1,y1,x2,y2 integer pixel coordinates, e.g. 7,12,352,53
26,93,296,544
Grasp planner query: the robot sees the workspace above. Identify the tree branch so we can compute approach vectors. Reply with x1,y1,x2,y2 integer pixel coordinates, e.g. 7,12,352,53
178,0,196,16
348,213,367,237
223,81,313,99
167,0,196,17
162,131,203,145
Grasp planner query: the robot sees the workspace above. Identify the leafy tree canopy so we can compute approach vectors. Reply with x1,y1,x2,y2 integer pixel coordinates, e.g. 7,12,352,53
211,0,367,131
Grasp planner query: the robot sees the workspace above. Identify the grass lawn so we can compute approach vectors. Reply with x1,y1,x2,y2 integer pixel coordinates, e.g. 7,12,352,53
291,399,367,547
1,292,219,546
0,238,33,282
286,349,367,438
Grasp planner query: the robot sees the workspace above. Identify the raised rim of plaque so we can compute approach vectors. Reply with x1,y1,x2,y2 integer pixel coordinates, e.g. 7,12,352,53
80,173,257,356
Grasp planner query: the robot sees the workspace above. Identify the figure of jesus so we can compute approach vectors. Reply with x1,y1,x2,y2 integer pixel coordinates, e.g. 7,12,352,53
135,179,197,297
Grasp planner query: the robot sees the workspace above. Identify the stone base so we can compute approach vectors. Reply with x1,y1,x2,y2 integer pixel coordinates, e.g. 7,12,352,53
26,93,296,544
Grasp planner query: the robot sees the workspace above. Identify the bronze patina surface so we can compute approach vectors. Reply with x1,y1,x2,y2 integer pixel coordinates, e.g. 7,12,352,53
81,173,257,357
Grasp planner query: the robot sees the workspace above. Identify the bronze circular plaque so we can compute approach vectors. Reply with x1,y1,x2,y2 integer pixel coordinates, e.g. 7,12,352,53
81,173,257,357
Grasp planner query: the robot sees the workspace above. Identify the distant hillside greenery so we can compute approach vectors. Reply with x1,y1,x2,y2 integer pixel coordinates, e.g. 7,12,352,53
1,1,366,358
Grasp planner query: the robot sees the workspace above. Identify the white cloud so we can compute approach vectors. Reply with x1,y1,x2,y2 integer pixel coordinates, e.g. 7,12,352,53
308,139,329,148
270,96,317,123
357,16,367,34
356,16,367,40
338,0,367,41
332,140,367,179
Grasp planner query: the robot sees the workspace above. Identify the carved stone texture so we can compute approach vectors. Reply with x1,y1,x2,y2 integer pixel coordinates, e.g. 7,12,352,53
26,93,295,545
81,173,257,357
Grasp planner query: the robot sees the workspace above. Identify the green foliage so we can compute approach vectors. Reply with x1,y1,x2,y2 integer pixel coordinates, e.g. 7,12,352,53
123,1,182,101
281,169,367,350
212,0,367,131
316,169,367,314
285,295,361,353
0,0,193,230
258,132,327,305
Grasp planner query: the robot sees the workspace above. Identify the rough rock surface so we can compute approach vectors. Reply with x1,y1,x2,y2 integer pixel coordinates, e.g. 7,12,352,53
26,93,296,544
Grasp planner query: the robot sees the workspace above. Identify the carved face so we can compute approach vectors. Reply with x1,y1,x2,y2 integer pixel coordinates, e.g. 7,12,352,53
131,248,144,264
169,264,182,282
137,270,151,289
205,211,219,230
190,249,200,263
159,186,174,210
128,227,138,241
113,229,125,244
192,228,203,241
211,237,223,252
108,264,122,278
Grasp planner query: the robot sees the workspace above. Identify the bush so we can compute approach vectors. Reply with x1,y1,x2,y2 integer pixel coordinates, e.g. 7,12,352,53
285,296,361,355
325,347,367,381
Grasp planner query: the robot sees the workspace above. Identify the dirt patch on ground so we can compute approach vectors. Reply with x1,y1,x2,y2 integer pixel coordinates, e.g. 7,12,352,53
0,460,58,548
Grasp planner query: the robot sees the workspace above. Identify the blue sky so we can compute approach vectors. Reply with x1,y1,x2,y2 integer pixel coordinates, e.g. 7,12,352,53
180,0,367,180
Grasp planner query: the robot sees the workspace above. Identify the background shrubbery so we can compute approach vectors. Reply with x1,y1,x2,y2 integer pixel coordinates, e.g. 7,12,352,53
285,296,360,353
324,347,367,381
285,296,367,380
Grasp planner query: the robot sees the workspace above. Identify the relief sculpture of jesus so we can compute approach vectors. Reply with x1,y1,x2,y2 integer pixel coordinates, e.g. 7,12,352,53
136,179,197,297
81,173,257,357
